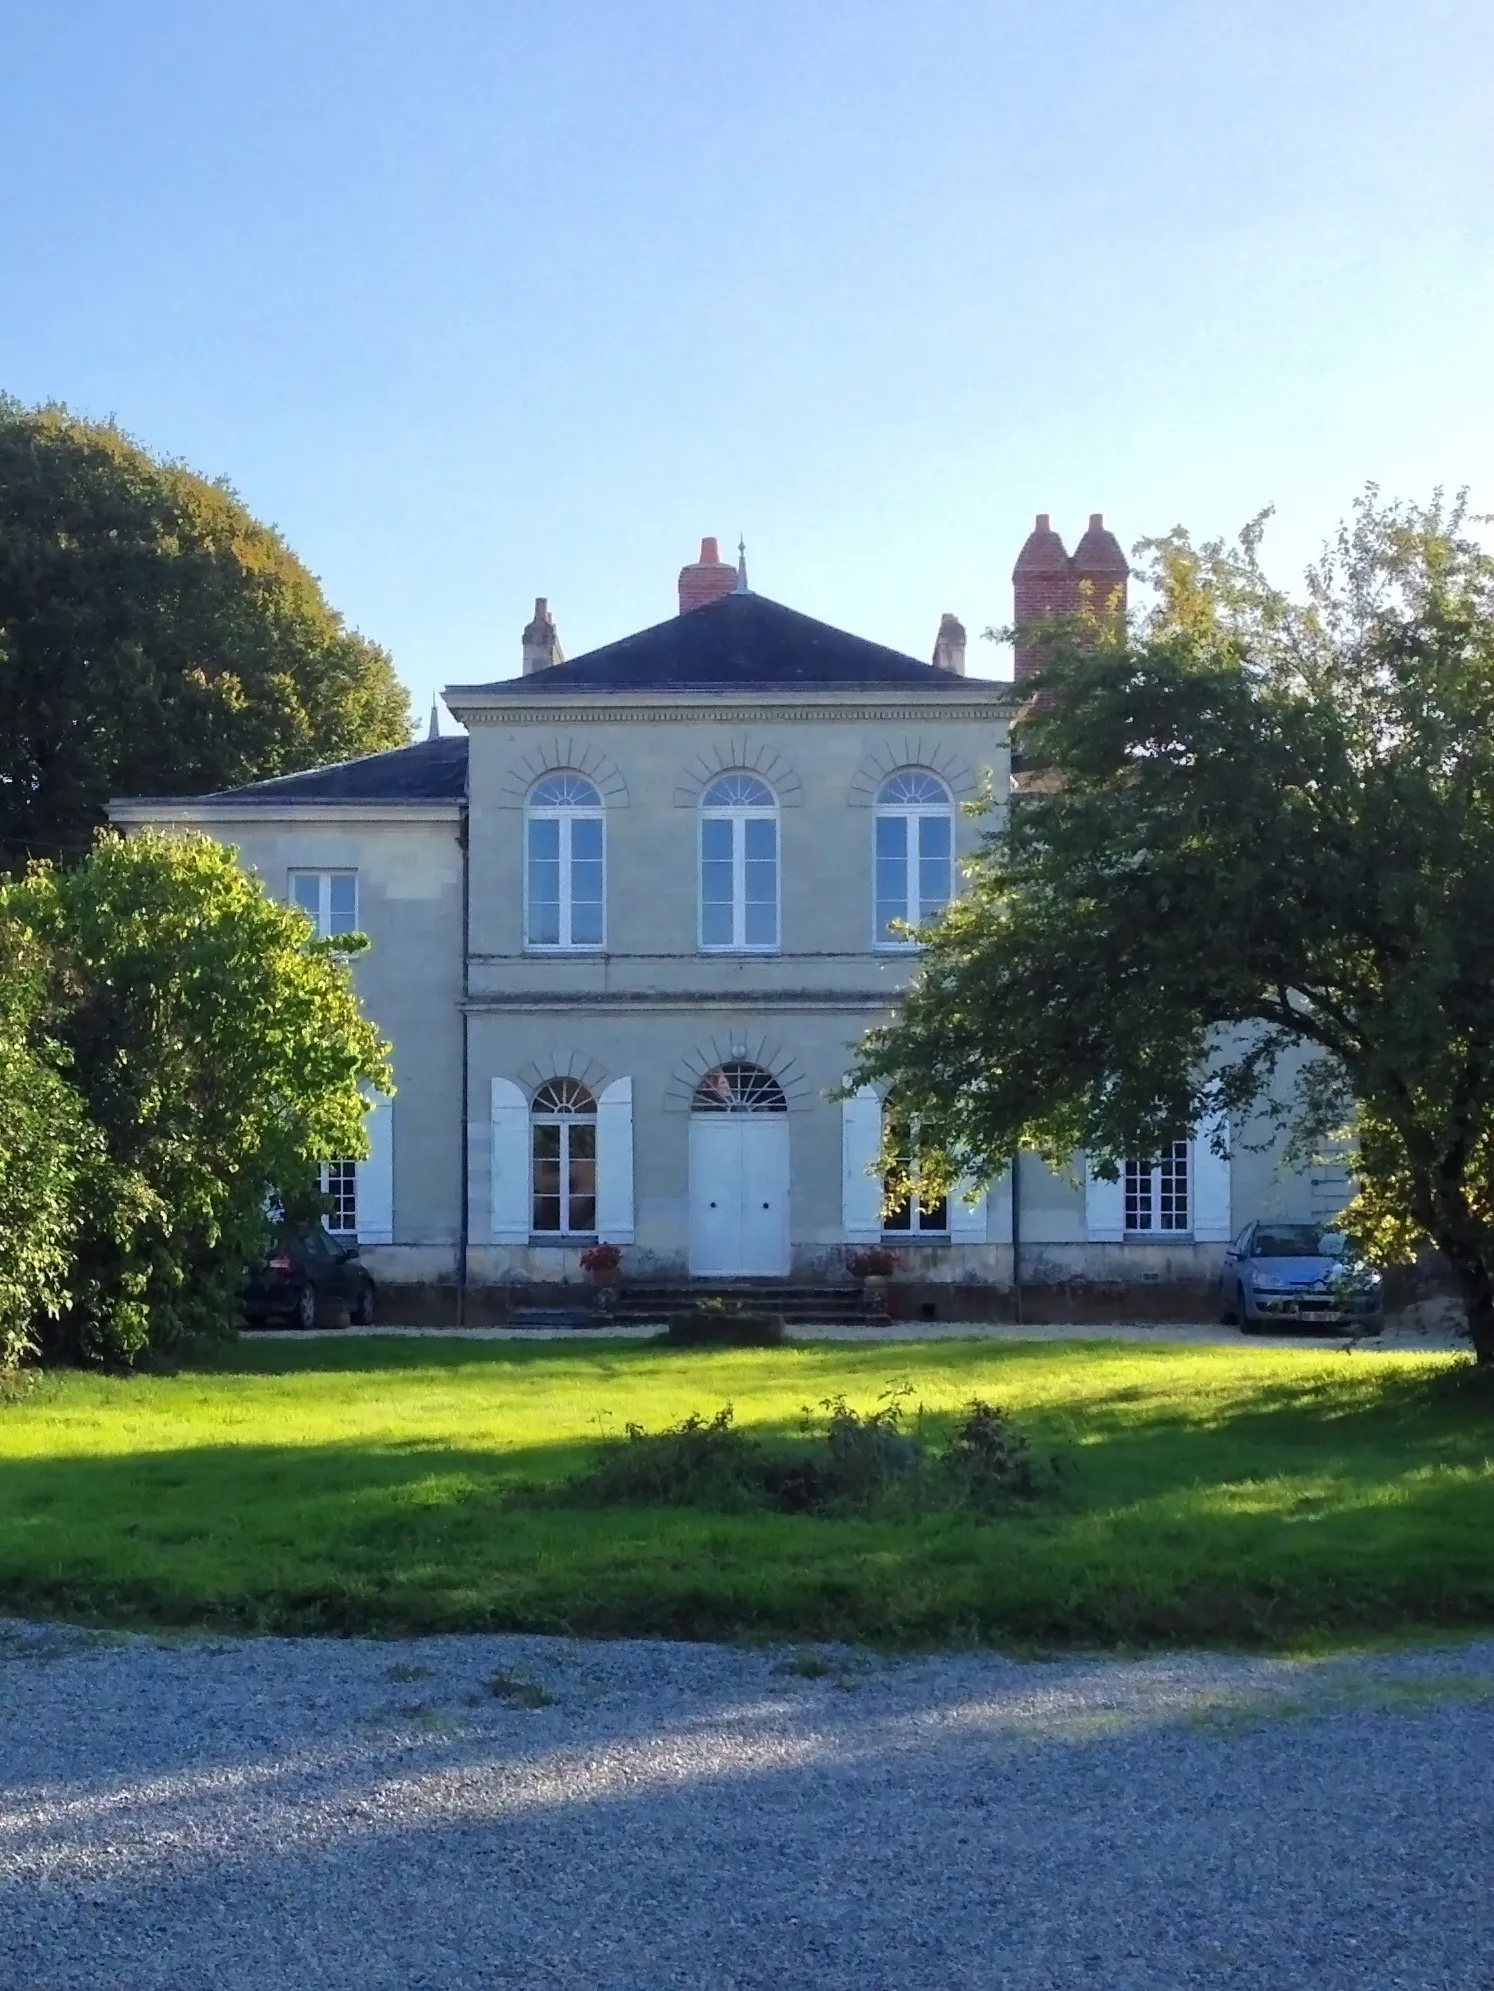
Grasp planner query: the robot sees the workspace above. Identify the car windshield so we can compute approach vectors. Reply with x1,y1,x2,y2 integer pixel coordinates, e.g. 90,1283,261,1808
1252,1224,1335,1258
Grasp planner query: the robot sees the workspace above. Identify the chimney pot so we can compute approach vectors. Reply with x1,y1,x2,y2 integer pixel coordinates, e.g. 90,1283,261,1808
521,596,564,676
932,612,967,676
678,534,738,614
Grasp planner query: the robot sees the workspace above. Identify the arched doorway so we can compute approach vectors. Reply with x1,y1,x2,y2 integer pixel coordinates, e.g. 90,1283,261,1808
688,1062,791,1277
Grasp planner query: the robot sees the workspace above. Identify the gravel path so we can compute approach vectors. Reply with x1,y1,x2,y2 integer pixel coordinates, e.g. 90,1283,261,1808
2,1620,1491,1989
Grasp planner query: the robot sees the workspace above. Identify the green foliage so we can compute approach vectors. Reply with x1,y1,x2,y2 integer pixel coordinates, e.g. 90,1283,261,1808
0,918,93,1366
0,396,410,862
850,490,1494,1361
663,1302,787,1347
554,1384,1054,1520
0,1336,1489,1647
0,830,391,1366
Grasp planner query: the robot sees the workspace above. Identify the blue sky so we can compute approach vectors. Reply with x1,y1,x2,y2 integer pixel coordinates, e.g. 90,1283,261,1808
2,1,1490,720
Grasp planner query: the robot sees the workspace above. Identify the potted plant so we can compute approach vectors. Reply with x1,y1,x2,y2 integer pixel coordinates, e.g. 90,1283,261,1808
847,1246,899,1315
580,1241,623,1290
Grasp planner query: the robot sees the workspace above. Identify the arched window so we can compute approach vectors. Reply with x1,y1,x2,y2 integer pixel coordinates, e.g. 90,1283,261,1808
691,1062,788,1113
874,770,953,946
700,773,778,951
530,1077,597,1234
526,774,604,949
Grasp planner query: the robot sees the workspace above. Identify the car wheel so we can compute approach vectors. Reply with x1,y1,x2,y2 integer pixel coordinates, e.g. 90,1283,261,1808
1220,1289,1240,1326
295,1283,318,1332
1236,1284,1262,1334
351,1281,375,1328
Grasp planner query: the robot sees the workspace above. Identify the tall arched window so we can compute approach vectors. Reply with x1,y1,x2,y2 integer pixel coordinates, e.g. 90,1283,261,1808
526,774,604,949
530,1078,597,1234
874,771,953,946
699,773,778,951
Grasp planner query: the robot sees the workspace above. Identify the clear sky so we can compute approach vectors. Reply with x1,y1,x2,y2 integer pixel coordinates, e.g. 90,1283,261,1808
2,1,1490,720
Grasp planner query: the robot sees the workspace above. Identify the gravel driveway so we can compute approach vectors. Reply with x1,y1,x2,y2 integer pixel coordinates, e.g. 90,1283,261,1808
1,1620,1490,1990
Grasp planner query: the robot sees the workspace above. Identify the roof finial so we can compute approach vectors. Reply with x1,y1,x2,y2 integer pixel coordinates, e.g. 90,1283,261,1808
734,535,750,593
427,698,441,741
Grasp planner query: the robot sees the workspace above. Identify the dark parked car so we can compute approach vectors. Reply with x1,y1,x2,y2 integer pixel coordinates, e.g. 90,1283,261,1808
1220,1221,1382,1333
244,1225,376,1330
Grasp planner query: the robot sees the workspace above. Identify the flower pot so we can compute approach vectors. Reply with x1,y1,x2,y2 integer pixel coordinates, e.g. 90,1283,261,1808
588,1266,621,1290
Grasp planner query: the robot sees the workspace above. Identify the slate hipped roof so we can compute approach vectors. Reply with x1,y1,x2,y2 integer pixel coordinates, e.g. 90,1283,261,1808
165,588,986,807
195,734,469,804
448,590,972,697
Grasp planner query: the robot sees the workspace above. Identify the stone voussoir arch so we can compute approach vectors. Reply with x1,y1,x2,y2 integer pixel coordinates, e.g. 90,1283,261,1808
672,734,803,808
515,1049,613,1103
663,1032,813,1113
497,737,629,808
846,737,977,807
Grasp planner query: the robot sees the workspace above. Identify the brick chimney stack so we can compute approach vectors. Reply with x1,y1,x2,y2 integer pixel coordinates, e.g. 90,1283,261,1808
1072,513,1129,618
932,612,967,675
1011,513,1128,681
678,536,739,614
521,597,564,676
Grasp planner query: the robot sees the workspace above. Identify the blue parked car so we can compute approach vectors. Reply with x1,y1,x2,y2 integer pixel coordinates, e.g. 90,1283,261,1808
1220,1221,1383,1333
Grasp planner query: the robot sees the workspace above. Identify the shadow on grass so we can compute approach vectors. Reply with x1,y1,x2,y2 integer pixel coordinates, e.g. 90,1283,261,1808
3,1339,1492,1650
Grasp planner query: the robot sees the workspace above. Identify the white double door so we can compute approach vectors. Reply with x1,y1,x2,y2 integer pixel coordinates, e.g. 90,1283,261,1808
688,1116,790,1277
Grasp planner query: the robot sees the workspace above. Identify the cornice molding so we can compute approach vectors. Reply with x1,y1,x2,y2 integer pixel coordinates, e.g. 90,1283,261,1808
108,800,463,828
464,990,900,1014
449,692,1013,729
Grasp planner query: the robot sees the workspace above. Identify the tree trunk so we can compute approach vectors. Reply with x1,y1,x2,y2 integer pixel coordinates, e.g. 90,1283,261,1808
1438,1236,1494,1366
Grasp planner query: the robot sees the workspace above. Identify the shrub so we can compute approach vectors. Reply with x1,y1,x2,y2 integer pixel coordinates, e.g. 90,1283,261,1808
938,1398,1049,1509
663,1301,786,1348
579,1241,622,1272
846,1247,899,1278
564,1406,765,1510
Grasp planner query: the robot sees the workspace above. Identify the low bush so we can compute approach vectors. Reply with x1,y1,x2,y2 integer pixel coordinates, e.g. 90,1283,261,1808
662,1302,786,1348
550,1389,1060,1520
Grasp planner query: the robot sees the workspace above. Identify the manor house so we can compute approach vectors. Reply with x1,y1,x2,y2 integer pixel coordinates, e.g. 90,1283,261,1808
111,523,1337,1315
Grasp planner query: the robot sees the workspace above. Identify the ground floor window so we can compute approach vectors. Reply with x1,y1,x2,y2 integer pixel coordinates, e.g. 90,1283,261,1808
531,1078,597,1234
321,1159,357,1234
882,1113,949,1234
1125,1140,1190,1233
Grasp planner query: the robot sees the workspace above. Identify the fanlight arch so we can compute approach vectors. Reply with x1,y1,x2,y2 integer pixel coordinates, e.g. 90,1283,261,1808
691,1062,788,1114
701,772,776,810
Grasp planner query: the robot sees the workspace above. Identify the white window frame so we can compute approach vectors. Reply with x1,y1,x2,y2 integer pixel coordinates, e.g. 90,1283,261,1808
524,775,606,952
530,1079,598,1237
321,1159,358,1235
698,774,780,953
289,869,358,941
873,772,954,949
1124,1140,1192,1236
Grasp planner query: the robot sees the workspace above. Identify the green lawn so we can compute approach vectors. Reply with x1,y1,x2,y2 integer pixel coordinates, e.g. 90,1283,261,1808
1,1334,1491,1650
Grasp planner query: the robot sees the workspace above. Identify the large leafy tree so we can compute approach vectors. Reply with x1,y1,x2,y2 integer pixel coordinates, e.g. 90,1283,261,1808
0,397,410,863
1,831,391,1366
848,492,1494,1364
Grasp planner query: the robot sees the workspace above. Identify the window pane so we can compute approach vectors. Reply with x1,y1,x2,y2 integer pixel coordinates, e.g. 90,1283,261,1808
328,874,358,934
1124,1159,1152,1232
702,817,733,862
532,1124,561,1159
743,818,776,946
1159,1141,1189,1231
291,874,321,925
917,815,952,922
570,817,603,862
743,898,777,947
567,1194,597,1233
918,1194,949,1232
532,1195,562,1232
527,818,561,945
875,816,909,939
701,817,734,944
883,1185,912,1231
569,1123,596,1161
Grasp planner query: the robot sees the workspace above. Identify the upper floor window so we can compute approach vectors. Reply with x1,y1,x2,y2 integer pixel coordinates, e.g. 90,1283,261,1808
531,1077,597,1234
526,774,604,950
874,771,952,946
290,870,358,940
1125,1140,1190,1233
699,773,778,951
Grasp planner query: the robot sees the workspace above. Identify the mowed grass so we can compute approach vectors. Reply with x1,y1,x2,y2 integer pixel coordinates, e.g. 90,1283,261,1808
1,1335,1492,1650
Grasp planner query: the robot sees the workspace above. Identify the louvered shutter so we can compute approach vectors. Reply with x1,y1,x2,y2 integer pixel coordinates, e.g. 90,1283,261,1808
1084,1156,1125,1242
357,1096,394,1244
595,1076,635,1243
841,1087,884,1242
1192,1112,1233,1241
490,1077,530,1243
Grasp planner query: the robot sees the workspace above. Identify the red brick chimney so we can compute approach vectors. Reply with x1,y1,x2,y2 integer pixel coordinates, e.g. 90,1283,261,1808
1072,513,1129,618
678,536,738,615
1012,513,1128,681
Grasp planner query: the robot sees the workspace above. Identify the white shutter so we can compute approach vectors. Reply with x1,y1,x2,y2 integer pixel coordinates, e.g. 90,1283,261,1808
490,1077,531,1243
949,1175,987,1241
841,1087,884,1242
357,1096,394,1244
1084,1155,1125,1242
1192,1112,1232,1241
595,1076,635,1243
